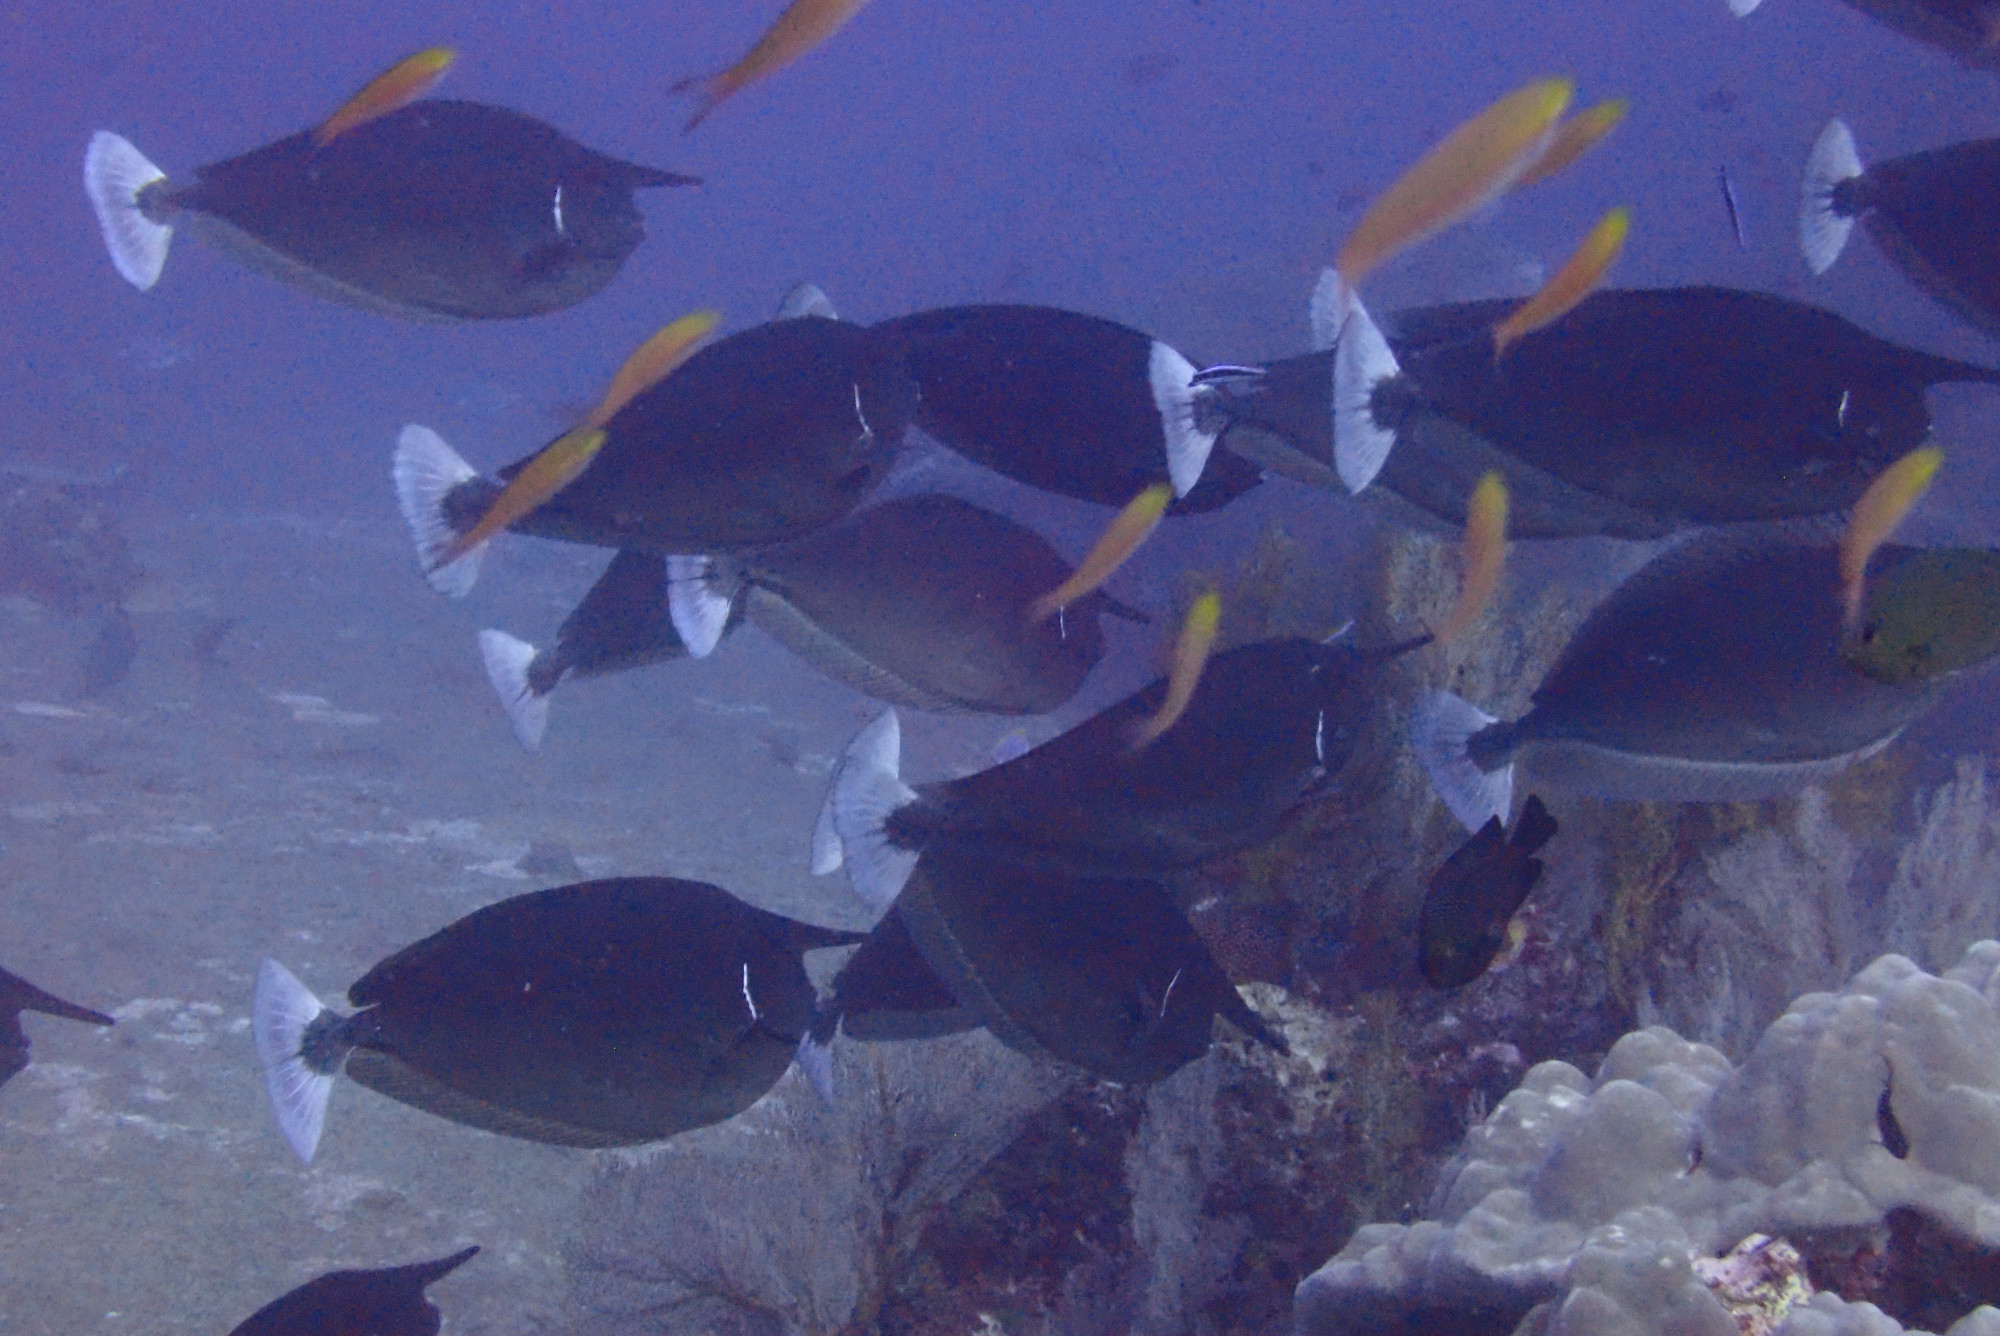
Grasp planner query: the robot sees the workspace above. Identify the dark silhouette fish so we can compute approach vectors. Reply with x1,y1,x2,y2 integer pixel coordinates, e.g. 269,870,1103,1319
477,549,744,752
1411,533,2000,831
395,313,917,595
1419,796,1558,988
673,493,1143,710
1735,0,2000,74
252,878,859,1161
1803,120,2000,339
872,304,1268,511
1211,285,1997,538
816,636,1409,912
85,102,694,320
1,965,115,1088
877,848,1285,1083
225,1246,478,1336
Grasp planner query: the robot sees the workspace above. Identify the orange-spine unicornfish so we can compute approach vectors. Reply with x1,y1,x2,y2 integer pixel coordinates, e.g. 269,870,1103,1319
314,48,457,147
1333,78,1573,294
1129,590,1223,752
1512,98,1628,190
674,0,873,132
1840,445,1943,631
1492,207,1630,358
1439,471,1509,645
1026,482,1173,624
434,310,720,569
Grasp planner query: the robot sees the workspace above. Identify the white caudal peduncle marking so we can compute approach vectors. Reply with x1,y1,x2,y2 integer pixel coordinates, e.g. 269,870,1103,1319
553,185,566,235
741,963,759,1021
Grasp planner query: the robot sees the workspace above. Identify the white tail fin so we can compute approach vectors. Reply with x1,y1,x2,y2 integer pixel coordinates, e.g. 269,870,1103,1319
1148,342,1218,498
84,132,172,290
826,710,921,913
393,424,484,597
1331,290,1400,494
1411,690,1514,833
1801,119,1863,276
777,282,839,321
810,783,846,875
667,555,733,658
1726,0,1762,14
253,959,334,1165
478,630,549,752
794,1031,835,1105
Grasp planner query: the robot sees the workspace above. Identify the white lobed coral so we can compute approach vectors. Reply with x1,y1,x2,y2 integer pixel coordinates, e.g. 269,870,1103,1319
1295,944,2000,1336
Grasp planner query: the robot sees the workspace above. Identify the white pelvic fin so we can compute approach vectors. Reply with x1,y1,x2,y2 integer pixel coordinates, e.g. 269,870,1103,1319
826,710,921,914
776,282,839,321
1331,290,1400,494
1410,690,1515,833
667,555,732,658
1800,118,1863,276
1726,0,1763,15
478,629,549,753
794,1031,835,1106
1149,342,1219,498
252,958,334,1165
392,424,485,597
83,131,172,291
1308,266,1347,352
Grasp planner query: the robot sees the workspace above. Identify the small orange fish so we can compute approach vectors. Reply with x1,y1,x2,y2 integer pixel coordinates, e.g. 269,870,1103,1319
1335,78,1573,292
314,48,457,148
674,0,873,132
1492,208,1630,358
1440,472,1508,645
1840,446,1943,630
1512,98,1627,190
1027,482,1172,624
434,311,718,569
1128,591,1222,752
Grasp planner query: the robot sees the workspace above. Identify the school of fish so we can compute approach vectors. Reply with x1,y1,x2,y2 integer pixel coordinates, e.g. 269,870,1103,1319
16,0,2000,1325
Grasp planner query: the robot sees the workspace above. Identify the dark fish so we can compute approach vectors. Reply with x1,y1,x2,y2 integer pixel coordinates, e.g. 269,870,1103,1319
395,313,917,594
252,878,859,1161
1411,532,1996,830
1213,284,1997,538
225,1247,478,1336
872,304,1266,511
1718,164,1749,249
673,493,1143,713
1803,120,2000,339
1,965,115,1088
816,636,1408,912
1419,796,1558,988
1784,0,2000,73
477,549,744,752
85,102,694,320
879,847,1284,1083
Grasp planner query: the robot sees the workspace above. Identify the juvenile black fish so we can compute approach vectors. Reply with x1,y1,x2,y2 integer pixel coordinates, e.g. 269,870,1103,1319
1419,796,1558,988
1412,533,2000,830
1804,120,2000,339
872,304,1266,511
477,549,744,752
1,965,115,1088
86,102,693,320
225,1246,478,1336
1213,285,1997,537
252,878,859,1161
883,848,1284,1083
816,636,1404,912
673,493,1141,711
396,313,917,595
